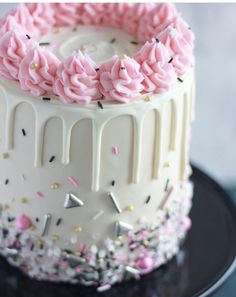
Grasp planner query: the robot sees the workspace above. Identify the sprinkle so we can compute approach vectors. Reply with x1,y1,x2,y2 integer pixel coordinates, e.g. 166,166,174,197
21,129,26,136
125,204,134,212
145,195,151,204
42,97,51,101
52,234,60,241
95,68,99,72
74,225,82,233
41,214,51,236
39,42,50,46
177,77,183,83
97,284,111,292
30,63,38,70
26,34,31,40
108,192,122,214
130,40,139,45
51,182,60,190
159,186,174,209
21,197,28,204
56,218,62,226
5,179,9,185
49,156,55,163
164,178,170,192
79,44,86,52
2,153,9,159
164,161,172,168
144,95,151,102
115,221,133,237
121,66,126,70
120,53,128,60
97,101,104,109
21,174,26,181
110,38,116,43
72,27,77,32
155,38,160,43
53,27,61,34
67,176,79,188
111,180,115,186
92,210,104,221
168,57,173,63
35,218,39,222
112,146,119,155
64,193,84,208
36,191,44,198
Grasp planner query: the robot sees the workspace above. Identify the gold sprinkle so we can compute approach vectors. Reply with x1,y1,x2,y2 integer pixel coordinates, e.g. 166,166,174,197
143,239,149,246
74,225,82,233
164,161,172,168
61,251,67,257
125,204,134,212
53,27,61,34
31,224,36,231
97,258,104,265
144,95,152,102
120,53,128,60
51,182,60,190
21,197,28,204
52,235,60,241
2,152,9,159
3,204,9,210
79,44,86,52
75,251,81,257
30,62,38,70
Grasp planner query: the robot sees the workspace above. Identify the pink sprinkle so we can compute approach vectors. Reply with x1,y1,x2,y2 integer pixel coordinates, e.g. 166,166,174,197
15,213,32,231
112,146,119,155
37,191,44,198
95,26,101,32
136,256,153,270
79,242,85,253
182,216,192,231
67,176,79,188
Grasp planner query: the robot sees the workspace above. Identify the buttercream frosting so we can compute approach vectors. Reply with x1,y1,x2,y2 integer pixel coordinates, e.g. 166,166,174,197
52,3,82,27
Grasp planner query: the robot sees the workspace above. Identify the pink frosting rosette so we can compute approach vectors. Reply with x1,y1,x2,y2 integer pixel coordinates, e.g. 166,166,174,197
80,3,109,25
137,3,178,43
122,4,154,35
135,39,176,93
0,29,35,80
0,15,23,38
157,17,194,75
54,51,101,104
99,55,144,103
52,3,82,26
19,46,60,96
102,3,132,28
27,3,55,35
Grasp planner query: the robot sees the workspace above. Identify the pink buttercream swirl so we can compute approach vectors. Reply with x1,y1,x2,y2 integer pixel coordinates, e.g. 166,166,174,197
102,3,132,28
157,17,194,75
52,3,82,27
27,3,55,35
137,3,178,43
19,46,60,96
122,4,154,35
54,51,101,104
99,55,144,103
80,4,108,25
0,29,35,80
135,39,176,93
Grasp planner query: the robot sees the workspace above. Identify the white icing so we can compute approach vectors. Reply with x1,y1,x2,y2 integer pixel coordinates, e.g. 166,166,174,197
40,25,141,64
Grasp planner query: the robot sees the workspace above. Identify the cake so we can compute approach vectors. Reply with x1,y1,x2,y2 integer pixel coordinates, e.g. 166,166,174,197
0,3,195,291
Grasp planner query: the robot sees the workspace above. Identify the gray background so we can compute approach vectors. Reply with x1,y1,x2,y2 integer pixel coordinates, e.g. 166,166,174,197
0,3,235,187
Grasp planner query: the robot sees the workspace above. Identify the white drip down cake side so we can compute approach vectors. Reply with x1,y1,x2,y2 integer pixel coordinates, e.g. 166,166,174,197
0,3,195,290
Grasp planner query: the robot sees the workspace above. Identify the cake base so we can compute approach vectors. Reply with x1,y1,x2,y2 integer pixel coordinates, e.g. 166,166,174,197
0,166,235,297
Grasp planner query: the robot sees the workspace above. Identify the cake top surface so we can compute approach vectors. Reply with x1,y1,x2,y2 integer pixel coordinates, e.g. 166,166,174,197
0,3,194,106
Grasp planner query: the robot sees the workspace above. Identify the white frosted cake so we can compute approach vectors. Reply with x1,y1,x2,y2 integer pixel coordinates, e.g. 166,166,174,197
0,3,195,290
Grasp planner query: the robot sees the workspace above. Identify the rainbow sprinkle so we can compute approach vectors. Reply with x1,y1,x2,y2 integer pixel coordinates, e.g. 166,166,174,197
67,176,79,188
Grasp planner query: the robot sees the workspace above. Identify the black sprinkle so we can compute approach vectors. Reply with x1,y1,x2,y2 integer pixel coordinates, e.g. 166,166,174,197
130,41,139,45
39,42,50,46
111,180,115,186
56,218,62,226
7,217,15,222
5,179,9,185
49,156,55,163
188,27,191,30
121,67,125,70
36,218,39,222
26,34,31,40
30,243,35,251
95,68,100,72
110,38,116,44
155,38,160,43
97,101,104,110
164,178,170,192
146,195,151,204
22,129,26,136
72,27,77,32
168,57,173,64
177,77,183,83
42,97,51,101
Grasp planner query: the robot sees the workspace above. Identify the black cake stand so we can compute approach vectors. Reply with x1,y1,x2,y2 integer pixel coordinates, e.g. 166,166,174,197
0,166,235,297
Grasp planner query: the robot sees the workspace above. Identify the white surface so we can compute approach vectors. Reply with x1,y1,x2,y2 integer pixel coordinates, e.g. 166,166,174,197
0,3,235,186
